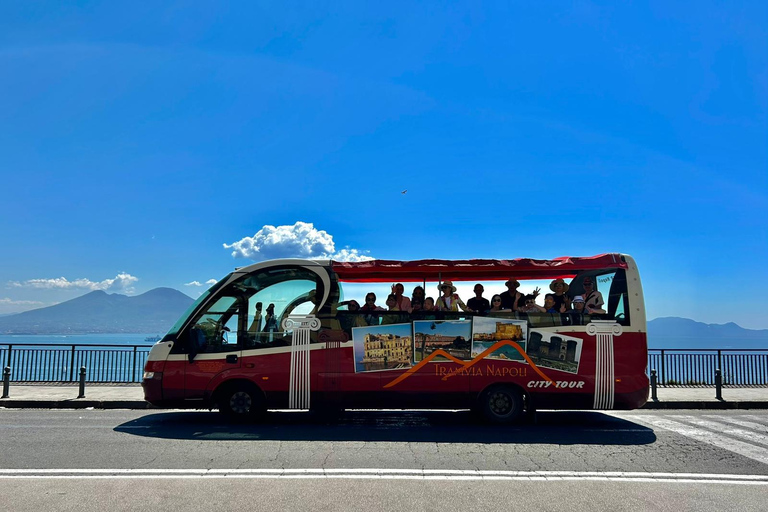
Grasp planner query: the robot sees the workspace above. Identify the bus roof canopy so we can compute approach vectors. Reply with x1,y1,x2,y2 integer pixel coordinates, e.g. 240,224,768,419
332,253,627,282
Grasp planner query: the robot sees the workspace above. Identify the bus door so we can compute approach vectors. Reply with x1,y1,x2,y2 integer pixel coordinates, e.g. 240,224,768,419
182,295,244,400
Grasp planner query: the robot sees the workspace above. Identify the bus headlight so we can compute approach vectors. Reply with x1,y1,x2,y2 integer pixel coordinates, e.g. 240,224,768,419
143,371,162,380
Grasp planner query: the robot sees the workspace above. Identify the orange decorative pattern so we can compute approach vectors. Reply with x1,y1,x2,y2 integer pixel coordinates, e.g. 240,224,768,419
383,339,554,389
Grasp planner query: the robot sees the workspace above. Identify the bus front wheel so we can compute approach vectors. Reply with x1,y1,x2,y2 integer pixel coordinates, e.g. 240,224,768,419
479,385,524,424
217,382,265,420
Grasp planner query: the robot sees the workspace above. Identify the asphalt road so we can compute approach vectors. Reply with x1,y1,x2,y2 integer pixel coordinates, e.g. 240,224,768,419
0,409,766,511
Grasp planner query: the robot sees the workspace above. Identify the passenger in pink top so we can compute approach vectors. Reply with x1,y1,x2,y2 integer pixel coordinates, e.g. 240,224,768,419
391,283,412,312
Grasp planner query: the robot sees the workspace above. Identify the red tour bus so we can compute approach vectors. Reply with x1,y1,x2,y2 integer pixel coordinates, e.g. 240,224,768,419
142,254,648,423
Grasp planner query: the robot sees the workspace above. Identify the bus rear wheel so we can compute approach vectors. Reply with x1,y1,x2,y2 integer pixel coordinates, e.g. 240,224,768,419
217,383,265,421
479,385,524,424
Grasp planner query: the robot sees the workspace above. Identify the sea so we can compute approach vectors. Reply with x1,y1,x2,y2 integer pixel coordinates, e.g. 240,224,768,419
0,333,162,347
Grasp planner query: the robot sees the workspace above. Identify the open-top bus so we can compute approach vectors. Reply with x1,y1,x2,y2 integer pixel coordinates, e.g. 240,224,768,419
142,253,648,423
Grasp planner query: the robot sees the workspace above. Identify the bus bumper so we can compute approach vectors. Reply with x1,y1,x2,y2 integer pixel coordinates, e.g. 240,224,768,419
141,373,164,405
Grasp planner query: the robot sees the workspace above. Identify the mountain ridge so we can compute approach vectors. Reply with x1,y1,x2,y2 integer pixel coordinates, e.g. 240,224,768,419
0,288,195,334
647,317,768,349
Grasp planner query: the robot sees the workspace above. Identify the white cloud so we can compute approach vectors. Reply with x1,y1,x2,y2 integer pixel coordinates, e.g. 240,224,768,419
0,298,44,306
0,297,47,315
9,272,139,292
223,222,374,262
185,279,218,287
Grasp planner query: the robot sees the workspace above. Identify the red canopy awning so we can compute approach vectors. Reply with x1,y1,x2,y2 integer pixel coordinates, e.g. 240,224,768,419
332,253,627,282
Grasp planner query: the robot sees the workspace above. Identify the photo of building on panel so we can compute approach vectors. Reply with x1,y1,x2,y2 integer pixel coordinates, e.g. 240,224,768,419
525,330,583,374
413,320,472,362
352,323,413,373
471,317,528,361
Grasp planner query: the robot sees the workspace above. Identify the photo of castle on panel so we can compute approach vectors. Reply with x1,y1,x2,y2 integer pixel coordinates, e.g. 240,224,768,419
525,330,583,374
471,317,528,361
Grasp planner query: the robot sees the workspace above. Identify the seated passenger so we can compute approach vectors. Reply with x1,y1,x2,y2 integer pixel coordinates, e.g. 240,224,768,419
385,294,400,311
423,297,436,311
517,294,541,313
360,292,384,325
411,286,426,305
569,296,588,325
435,281,472,312
391,283,412,312
381,294,405,324
489,294,511,313
467,284,490,315
360,292,384,311
549,278,571,312
337,300,366,332
411,298,424,312
499,279,522,311
538,294,567,313
580,277,606,314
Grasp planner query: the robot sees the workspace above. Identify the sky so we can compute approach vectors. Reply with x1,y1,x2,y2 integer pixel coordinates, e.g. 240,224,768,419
0,2,766,328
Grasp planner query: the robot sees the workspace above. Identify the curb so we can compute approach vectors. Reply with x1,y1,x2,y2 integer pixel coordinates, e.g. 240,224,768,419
642,401,768,410
1,400,767,410
0,400,151,409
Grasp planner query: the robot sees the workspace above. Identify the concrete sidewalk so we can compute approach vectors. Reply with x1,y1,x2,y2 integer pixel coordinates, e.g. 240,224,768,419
0,383,766,410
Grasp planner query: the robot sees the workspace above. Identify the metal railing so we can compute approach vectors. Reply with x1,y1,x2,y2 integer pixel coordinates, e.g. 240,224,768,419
0,344,151,383
648,349,768,387
2,343,767,387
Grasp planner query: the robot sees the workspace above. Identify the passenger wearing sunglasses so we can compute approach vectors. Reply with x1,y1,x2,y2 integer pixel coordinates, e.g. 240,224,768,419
489,294,511,313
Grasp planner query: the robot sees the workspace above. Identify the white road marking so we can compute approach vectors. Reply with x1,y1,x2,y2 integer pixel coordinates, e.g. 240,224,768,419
0,469,765,485
679,416,768,447
629,416,768,466
714,416,768,434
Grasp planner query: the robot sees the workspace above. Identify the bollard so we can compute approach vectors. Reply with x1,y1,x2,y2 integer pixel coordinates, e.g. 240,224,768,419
715,368,723,401
650,369,658,401
77,366,86,399
2,367,10,399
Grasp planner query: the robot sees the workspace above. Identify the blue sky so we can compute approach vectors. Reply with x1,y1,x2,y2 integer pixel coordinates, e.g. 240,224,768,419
0,2,766,328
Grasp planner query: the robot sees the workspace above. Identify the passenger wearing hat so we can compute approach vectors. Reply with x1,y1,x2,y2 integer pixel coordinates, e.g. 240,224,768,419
569,296,587,325
500,278,541,311
579,277,606,314
435,280,472,312
549,278,571,312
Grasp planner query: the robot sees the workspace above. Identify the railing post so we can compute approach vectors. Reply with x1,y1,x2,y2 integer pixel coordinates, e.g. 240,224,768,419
660,349,665,385
69,345,76,382
131,345,138,383
77,366,86,398
650,369,658,401
715,368,723,401
2,367,10,398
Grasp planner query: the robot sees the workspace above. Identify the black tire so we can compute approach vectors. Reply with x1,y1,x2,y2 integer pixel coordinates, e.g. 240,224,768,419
217,383,265,421
479,385,525,424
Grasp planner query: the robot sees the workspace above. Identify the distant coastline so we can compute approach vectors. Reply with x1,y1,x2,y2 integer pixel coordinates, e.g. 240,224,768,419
0,333,161,345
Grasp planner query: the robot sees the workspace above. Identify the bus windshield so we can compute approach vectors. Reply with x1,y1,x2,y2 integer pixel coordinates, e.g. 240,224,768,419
164,274,231,338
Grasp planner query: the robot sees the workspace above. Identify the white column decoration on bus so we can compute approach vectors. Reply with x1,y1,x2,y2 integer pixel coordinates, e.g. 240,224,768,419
587,320,623,409
283,315,321,409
